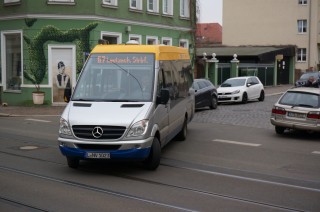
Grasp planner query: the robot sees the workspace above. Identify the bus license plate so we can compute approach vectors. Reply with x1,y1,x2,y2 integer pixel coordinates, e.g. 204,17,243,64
86,152,110,159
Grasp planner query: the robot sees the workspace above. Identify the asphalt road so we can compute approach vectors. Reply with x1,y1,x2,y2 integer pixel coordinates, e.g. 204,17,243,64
1,94,320,211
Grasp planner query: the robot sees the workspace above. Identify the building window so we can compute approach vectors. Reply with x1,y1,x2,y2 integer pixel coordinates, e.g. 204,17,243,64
48,0,74,2
163,0,173,15
1,32,22,91
102,0,118,6
101,32,122,44
179,39,189,48
297,20,307,33
161,37,172,46
4,0,20,3
146,36,158,45
180,0,190,18
147,0,159,13
130,0,142,10
298,0,307,5
297,48,307,62
129,34,142,44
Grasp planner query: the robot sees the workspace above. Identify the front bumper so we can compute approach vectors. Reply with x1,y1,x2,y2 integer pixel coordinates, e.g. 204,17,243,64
58,136,153,160
218,94,242,103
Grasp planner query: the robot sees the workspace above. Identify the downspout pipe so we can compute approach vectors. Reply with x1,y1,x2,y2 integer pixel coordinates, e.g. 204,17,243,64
308,0,312,68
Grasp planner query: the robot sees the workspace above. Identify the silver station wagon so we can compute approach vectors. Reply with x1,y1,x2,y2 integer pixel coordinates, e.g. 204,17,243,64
270,87,320,134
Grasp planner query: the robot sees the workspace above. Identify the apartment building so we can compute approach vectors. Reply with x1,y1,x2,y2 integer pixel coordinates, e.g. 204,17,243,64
223,0,319,72
0,0,196,106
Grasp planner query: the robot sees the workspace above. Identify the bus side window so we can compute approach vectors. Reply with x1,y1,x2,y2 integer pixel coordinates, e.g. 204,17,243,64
157,69,165,96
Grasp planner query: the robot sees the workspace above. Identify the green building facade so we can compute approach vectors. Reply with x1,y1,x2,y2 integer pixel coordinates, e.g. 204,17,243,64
0,0,196,106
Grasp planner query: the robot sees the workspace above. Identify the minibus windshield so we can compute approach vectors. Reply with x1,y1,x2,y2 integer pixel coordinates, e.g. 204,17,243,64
72,53,155,102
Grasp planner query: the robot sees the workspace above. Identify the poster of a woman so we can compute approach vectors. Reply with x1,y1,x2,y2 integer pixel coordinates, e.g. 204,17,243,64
51,47,74,104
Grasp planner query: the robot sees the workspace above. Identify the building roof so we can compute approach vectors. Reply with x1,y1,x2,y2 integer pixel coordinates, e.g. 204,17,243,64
196,46,296,61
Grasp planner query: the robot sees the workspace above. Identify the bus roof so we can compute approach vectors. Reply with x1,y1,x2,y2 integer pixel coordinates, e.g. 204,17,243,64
91,44,190,61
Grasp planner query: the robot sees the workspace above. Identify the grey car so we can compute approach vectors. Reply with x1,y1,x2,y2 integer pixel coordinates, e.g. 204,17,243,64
270,87,320,134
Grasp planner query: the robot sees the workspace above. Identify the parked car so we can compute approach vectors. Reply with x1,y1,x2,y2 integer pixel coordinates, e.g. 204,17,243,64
192,78,218,109
217,76,265,104
270,87,320,134
295,72,320,87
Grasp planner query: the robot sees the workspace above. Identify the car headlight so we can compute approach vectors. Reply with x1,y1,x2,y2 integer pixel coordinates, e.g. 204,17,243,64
127,120,149,138
59,118,72,137
231,89,240,94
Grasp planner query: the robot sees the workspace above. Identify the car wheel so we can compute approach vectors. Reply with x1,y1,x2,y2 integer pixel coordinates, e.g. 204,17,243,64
242,92,248,104
67,157,79,169
275,126,285,134
143,137,161,170
209,96,218,109
176,117,187,141
258,90,265,101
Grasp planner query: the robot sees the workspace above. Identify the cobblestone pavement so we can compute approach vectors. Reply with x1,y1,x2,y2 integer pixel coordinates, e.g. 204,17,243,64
192,95,280,130
0,84,293,120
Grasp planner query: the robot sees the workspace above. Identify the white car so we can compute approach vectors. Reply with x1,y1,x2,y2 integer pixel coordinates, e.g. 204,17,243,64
270,87,320,134
217,76,265,104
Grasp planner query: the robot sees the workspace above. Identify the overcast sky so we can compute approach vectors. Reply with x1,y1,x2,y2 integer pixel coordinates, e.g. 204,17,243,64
198,0,222,25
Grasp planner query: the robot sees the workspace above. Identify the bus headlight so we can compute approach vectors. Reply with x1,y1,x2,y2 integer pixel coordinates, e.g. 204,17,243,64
127,120,149,137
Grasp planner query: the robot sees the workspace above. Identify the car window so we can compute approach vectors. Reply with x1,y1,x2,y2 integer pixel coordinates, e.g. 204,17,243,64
221,78,246,87
251,77,259,84
203,80,213,87
279,91,320,108
198,81,207,89
192,82,200,90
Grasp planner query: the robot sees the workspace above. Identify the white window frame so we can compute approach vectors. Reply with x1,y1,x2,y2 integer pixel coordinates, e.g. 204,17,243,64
48,0,74,2
4,0,20,3
161,37,172,46
297,48,307,62
298,0,307,5
162,0,173,16
1,30,23,91
130,0,143,10
179,39,189,48
102,0,118,6
146,36,158,45
180,0,190,18
101,31,122,44
129,34,142,44
297,19,307,33
147,0,159,13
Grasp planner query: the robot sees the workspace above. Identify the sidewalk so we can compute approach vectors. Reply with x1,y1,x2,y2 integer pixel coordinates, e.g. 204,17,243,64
0,84,293,117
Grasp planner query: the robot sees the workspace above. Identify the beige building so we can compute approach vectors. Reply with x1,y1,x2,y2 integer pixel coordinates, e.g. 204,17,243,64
223,0,319,72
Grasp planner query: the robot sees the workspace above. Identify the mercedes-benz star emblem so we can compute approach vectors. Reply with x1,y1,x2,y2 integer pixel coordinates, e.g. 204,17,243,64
92,126,103,139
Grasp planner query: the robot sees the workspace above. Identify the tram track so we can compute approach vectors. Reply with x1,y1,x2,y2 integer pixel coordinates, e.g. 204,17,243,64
0,149,311,212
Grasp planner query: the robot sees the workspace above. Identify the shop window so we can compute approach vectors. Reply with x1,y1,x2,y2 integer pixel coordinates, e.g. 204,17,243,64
1,32,22,91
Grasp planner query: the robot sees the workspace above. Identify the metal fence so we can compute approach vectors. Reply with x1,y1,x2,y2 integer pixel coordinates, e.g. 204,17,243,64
217,63,274,86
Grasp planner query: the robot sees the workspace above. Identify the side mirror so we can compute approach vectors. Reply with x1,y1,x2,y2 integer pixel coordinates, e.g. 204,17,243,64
157,88,170,104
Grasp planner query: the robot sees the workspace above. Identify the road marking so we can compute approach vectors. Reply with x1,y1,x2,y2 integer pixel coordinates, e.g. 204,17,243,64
25,118,51,123
213,139,261,147
312,151,320,155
